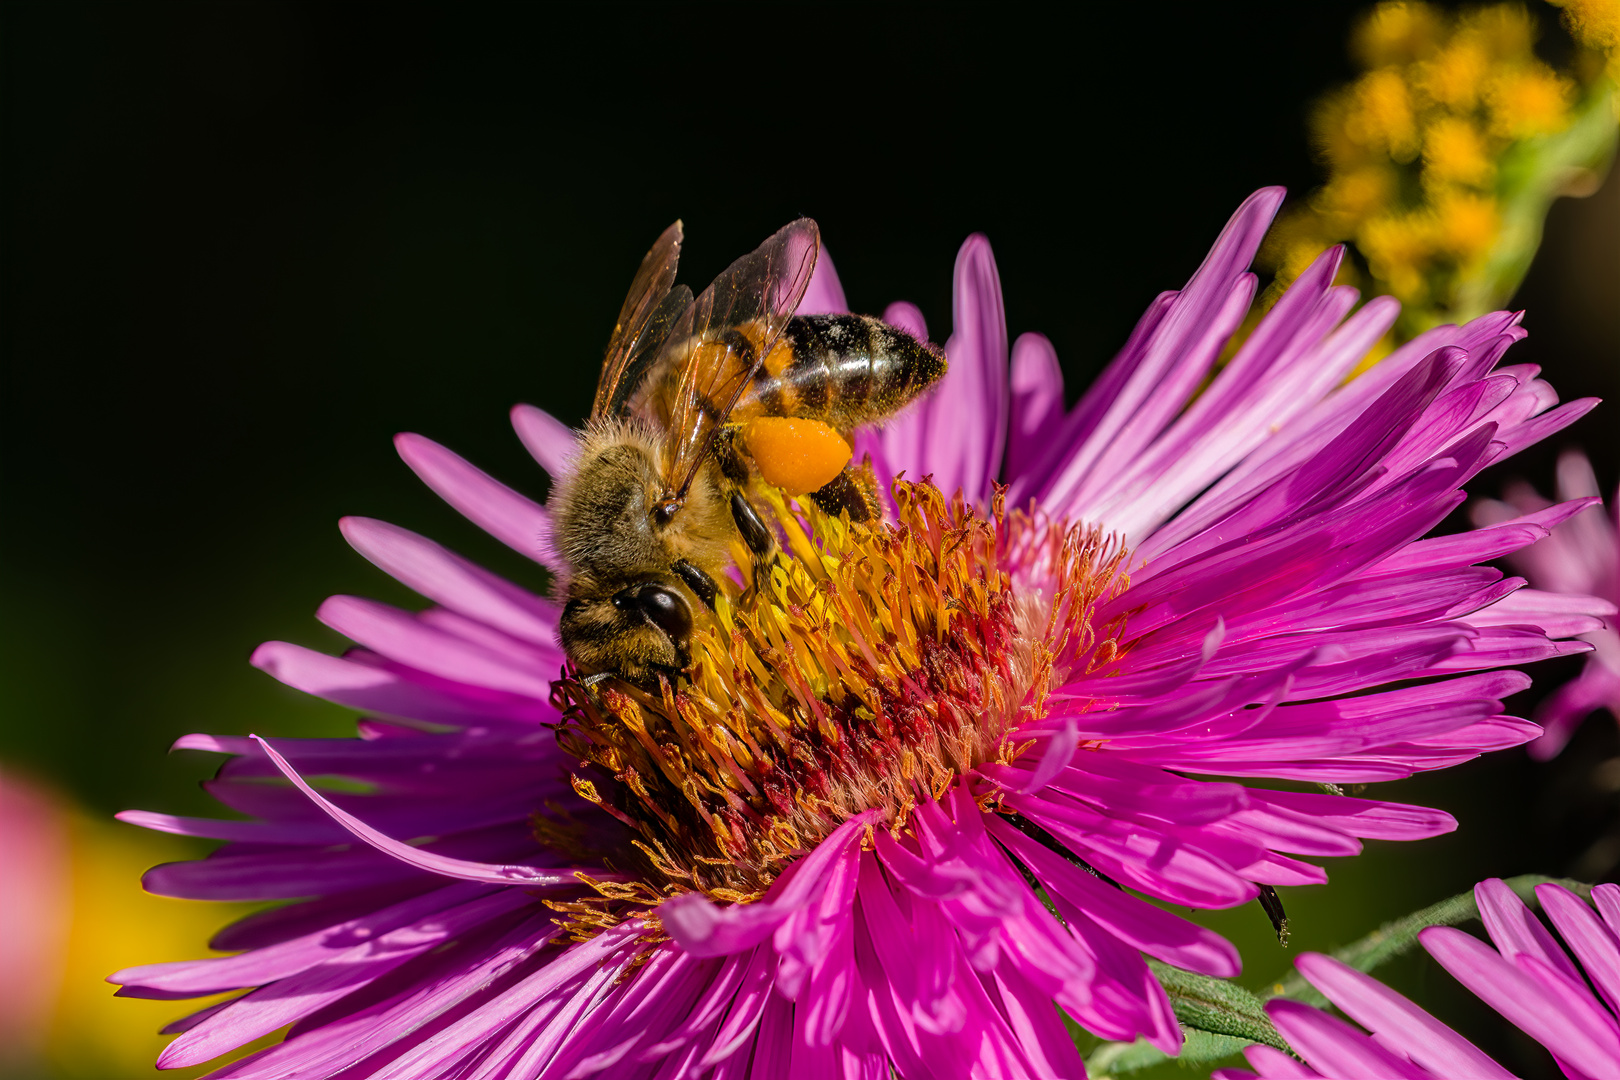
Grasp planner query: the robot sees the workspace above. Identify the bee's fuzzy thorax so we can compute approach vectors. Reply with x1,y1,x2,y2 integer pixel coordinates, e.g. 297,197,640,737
547,479,1131,938
547,419,733,593
545,418,663,587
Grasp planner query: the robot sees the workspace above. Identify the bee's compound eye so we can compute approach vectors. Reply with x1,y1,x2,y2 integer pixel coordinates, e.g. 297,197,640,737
615,583,693,645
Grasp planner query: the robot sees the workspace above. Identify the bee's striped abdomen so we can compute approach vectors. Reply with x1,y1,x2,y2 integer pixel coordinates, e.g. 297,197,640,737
735,314,945,430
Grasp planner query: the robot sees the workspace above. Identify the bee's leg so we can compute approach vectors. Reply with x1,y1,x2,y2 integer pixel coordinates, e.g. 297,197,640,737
730,492,775,560
672,559,718,611
810,459,882,523
730,492,780,598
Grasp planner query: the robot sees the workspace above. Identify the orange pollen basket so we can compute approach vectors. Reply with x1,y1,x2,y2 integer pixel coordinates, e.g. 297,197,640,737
547,479,1131,937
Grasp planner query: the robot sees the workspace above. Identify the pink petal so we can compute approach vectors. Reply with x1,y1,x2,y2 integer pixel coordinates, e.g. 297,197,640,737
249,640,553,725
395,432,552,565
317,596,555,701
987,814,1240,977
110,882,487,995
1530,657,1620,760
1005,332,1064,482
510,403,578,481
340,517,560,649
1536,883,1620,1019
1230,1044,1324,1078
1595,883,1620,941
153,890,532,1068
796,246,849,316
661,811,879,958
1266,998,1430,1079
1422,925,1620,1076
1037,187,1284,525
115,809,344,846
252,735,582,888
1244,791,1456,841
869,235,1008,506
1293,952,1512,1078
996,718,1077,795
1475,877,1583,984
880,300,927,342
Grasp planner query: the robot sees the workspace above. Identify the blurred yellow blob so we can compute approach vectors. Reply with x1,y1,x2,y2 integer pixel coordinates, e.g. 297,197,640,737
1486,65,1577,136
1432,191,1503,263
1552,0,1620,82
1419,39,1490,108
1317,164,1400,227
1353,1,1445,66
1350,69,1422,160
1252,0,1618,354
47,811,263,1079
1359,212,1435,303
1467,3,1540,59
1424,115,1495,186
742,417,853,496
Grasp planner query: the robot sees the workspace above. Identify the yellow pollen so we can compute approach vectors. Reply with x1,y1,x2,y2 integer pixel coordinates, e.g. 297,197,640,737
547,480,1131,931
742,417,854,496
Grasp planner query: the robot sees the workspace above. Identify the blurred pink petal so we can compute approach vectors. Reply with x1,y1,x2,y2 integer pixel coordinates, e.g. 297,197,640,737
1473,448,1620,757
0,775,68,1067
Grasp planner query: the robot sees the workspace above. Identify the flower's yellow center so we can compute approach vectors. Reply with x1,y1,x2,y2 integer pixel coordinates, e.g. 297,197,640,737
547,480,1129,936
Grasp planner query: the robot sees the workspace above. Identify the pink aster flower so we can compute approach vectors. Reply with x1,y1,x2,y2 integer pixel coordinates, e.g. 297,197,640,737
1215,878,1620,1080
1473,449,1620,759
114,188,1608,1078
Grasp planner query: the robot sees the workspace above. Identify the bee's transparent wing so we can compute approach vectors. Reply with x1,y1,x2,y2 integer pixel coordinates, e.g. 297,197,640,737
659,218,820,501
591,221,689,421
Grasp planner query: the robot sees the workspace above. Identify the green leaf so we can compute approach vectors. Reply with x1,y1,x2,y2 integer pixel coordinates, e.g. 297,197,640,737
1087,1029,1256,1075
1083,962,1289,1075
1264,874,1591,1008
1147,961,1290,1050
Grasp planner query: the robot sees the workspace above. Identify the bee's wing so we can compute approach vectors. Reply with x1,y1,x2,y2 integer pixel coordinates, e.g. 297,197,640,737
591,221,690,421
660,218,820,501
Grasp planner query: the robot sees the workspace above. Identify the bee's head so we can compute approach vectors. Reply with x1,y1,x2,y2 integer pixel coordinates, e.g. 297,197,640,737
559,577,694,686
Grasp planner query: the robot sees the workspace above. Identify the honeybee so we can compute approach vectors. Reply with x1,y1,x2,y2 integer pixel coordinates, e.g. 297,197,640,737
551,219,946,685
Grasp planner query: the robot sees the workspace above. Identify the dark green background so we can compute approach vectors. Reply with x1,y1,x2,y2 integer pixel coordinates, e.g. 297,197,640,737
2,3,1616,1075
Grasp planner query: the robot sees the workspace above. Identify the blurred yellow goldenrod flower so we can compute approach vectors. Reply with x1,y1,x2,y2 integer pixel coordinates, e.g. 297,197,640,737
1261,0,1618,350
1353,1,1446,66
1551,0,1620,83
1425,113,1498,186
1420,37,1490,108
1486,65,1578,136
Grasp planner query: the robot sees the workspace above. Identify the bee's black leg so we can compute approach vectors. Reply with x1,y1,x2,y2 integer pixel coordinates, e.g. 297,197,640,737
730,493,775,559
671,559,719,611
810,462,881,523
